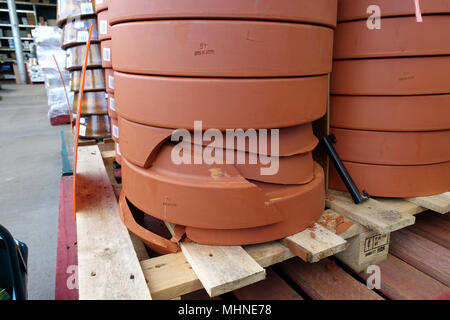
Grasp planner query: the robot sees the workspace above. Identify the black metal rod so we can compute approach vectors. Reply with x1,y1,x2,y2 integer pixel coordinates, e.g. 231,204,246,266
322,134,369,204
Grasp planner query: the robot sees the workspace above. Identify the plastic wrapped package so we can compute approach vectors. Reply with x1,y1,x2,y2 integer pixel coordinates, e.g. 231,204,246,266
47,88,74,119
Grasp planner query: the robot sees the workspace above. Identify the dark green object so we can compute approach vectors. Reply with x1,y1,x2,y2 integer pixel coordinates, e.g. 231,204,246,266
0,289,10,300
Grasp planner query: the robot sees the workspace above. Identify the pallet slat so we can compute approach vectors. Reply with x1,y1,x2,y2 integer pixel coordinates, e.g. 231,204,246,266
407,192,450,214
407,211,450,250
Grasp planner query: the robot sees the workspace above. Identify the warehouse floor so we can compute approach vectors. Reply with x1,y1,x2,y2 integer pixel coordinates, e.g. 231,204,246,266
0,84,69,299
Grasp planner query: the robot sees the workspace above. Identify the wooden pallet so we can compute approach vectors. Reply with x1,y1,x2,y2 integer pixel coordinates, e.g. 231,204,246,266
74,142,449,300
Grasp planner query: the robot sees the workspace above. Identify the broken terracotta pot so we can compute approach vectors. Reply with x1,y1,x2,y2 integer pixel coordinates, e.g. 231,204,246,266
107,93,117,119
57,0,95,27
62,17,99,49
331,128,450,166
109,0,338,28
337,0,450,22
66,43,102,71
115,72,328,130
76,114,111,139
70,68,105,93
72,91,108,115
330,95,450,132
100,40,112,68
97,9,111,41
334,16,450,59
95,0,108,13
329,161,450,198
105,68,114,94
331,56,450,95
111,21,333,77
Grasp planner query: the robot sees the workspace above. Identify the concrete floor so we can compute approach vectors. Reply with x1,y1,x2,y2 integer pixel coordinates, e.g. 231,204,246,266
0,84,69,299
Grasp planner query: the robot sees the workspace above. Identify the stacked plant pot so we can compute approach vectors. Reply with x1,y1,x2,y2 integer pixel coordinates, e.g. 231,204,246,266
108,0,337,253
57,0,111,140
330,0,450,198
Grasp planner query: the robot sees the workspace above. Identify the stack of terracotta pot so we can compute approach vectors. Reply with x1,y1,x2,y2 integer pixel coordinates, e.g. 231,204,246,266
329,0,450,197
108,0,337,253
57,0,111,140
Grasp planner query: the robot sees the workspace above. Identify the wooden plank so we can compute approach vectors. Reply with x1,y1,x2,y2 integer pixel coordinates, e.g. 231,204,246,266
244,242,294,268
326,190,415,233
281,223,347,263
234,269,303,300
279,258,383,300
76,146,151,300
165,222,266,297
141,252,202,300
358,254,450,300
389,229,450,286
407,192,450,214
407,211,450,250
318,209,367,240
377,197,427,216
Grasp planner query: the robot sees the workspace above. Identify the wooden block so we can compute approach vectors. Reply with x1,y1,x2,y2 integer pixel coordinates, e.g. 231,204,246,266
326,190,415,233
279,258,383,300
407,211,450,250
234,269,303,300
141,252,202,300
335,230,389,273
407,192,450,214
358,254,450,300
76,146,151,300
244,241,294,268
390,229,450,286
281,223,347,263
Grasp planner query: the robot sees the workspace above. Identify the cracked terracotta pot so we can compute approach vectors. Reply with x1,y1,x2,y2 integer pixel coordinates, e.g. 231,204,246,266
66,43,102,71
115,72,328,130
104,68,114,94
72,91,108,115
77,114,111,139
331,56,450,95
97,9,111,41
111,20,333,77
57,0,95,27
62,18,99,49
329,161,450,198
107,93,117,119
334,16,450,59
331,128,450,166
109,0,338,28
70,68,105,92
100,40,112,68
95,0,108,14
337,0,450,22
330,95,450,132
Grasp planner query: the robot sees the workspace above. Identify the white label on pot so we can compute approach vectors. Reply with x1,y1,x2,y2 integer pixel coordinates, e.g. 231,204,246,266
80,117,88,125
112,125,119,139
80,3,94,15
103,48,110,61
79,125,87,137
108,75,114,89
77,31,89,43
109,97,115,111
74,21,84,29
116,144,121,156
96,0,103,4
99,20,107,35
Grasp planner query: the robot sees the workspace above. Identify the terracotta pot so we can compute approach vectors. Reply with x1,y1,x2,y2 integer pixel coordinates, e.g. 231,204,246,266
330,95,450,132
121,162,325,246
105,68,114,94
331,56,450,95
109,0,338,27
76,114,111,139
110,117,119,143
111,20,333,77
57,0,96,27
97,9,111,41
334,16,450,59
329,161,450,198
338,0,450,22
115,72,328,130
107,93,117,119
70,69,105,93
331,128,450,166
72,91,108,115
66,43,102,71
100,40,112,68
62,18,99,49
95,0,109,13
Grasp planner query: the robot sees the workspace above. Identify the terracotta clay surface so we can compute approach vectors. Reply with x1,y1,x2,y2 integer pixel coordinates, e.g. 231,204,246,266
107,94,117,119
115,72,328,129
97,9,111,41
331,128,450,166
72,91,108,115
95,0,108,13
70,69,105,93
330,95,450,132
108,0,338,27
57,0,95,27
100,40,112,68
62,18,99,49
331,57,450,95
77,114,111,139
329,161,450,198
104,68,114,94
118,117,319,161
337,0,450,22
185,164,325,245
111,21,333,77
66,43,102,71
334,16,450,59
